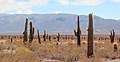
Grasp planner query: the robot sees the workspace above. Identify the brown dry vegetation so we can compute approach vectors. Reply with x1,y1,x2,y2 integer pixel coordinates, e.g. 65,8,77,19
0,35,120,62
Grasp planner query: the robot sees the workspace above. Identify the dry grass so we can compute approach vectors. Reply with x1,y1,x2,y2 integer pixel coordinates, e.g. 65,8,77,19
0,36,120,62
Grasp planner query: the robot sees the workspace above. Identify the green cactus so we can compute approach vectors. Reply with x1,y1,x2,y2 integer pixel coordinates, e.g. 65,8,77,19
10,37,13,43
23,17,28,43
110,29,115,43
57,33,60,41
43,30,46,41
113,43,117,52
46,34,49,39
37,29,41,44
74,16,81,46
119,38,120,42
29,21,34,43
49,36,51,41
65,35,67,40
87,13,94,58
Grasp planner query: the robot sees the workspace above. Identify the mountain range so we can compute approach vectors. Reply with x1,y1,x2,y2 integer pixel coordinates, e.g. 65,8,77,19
0,13,120,35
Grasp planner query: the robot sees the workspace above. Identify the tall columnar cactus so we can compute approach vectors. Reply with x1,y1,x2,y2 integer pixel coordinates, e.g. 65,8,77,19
46,34,49,39
23,17,28,43
43,30,46,41
65,35,67,40
119,38,120,42
74,16,81,46
57,33,60,41
37,29,41,44
10,37,13,43
29,21,34,43
110,29,115,43
87,13,94,58
49,36,51,41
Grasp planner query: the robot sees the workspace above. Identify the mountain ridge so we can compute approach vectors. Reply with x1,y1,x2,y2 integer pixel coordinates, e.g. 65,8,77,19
0,13,120,35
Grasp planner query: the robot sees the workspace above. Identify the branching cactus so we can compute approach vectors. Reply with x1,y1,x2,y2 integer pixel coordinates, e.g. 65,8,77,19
57,33,60,41
23,17,28,43
110,29,115,43
29,21,34,43
43,30,46,41
37,29,41,44
74,16,81,46
87,13,94,58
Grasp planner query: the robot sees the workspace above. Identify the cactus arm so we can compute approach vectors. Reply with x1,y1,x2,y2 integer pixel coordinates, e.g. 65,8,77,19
113,29,115,37
74,30,77,36
110,30,112,38
32,27,34,35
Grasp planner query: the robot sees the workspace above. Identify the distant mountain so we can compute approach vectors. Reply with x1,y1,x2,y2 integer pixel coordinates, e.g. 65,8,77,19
0,13,120,35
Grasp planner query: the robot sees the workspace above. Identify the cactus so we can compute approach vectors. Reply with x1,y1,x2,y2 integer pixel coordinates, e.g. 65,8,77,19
65,35,68,40
23,17,28,43
37,29,41,44
87,13,94,58
1,36,4,39
10,37,13,43
113,43,118,52
46,34,49,39
119,38,120,42
74,16,81,46
49,36,51,41
29,21,34,43
57,33,60,41
110,29,115,43
43,30,46,41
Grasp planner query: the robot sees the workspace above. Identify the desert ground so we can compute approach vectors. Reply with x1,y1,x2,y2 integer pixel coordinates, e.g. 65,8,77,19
0,35,120,62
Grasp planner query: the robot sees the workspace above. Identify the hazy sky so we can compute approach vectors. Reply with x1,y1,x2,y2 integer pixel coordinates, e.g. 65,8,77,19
0,0,120,19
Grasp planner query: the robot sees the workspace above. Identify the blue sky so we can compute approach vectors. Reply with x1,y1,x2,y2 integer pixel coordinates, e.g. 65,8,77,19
0,0,120,19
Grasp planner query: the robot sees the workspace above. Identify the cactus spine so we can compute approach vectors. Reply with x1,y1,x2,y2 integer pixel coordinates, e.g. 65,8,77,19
23,18,28,43
29,21,34,43
110,29,115,43
74,16,81,46
57,33,60,41
37,29,41,44
43,30,46,41
87,13,94,58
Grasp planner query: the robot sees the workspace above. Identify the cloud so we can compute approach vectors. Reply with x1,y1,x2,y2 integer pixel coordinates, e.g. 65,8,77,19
112,0,120,2
57,0,105,6
57,0,70,5
0,0,48,14
72,0,105,6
